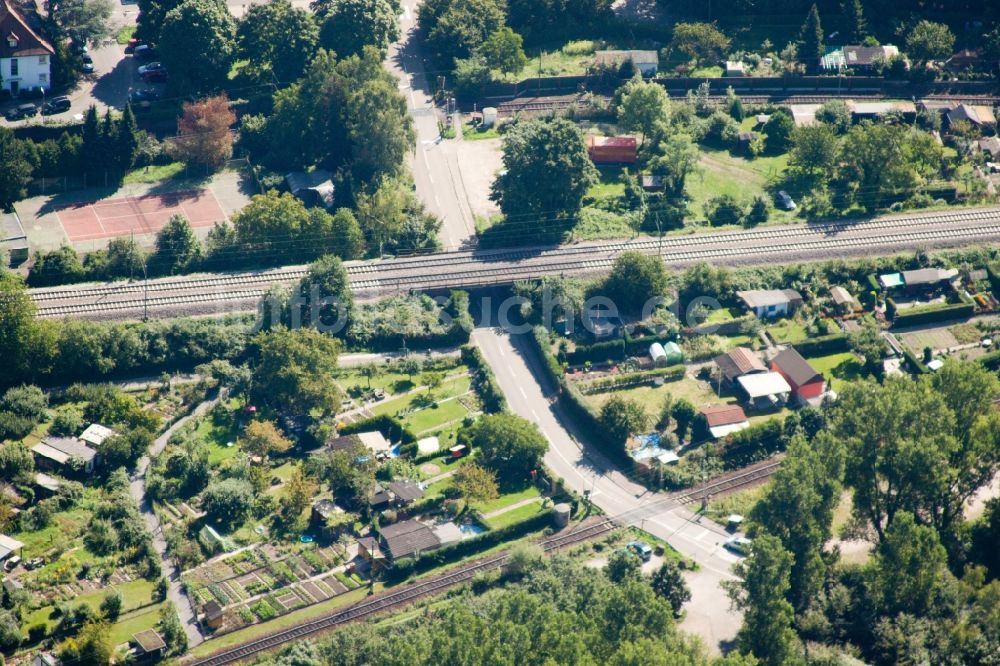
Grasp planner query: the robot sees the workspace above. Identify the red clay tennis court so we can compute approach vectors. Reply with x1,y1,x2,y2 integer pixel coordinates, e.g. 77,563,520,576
57,189,226,242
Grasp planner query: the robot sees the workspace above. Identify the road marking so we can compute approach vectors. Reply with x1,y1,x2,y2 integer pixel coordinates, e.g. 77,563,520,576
403,4,410,18
518,386,527,398
497,345,505,357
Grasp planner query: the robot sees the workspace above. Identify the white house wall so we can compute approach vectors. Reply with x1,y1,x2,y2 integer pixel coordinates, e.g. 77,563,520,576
2,54,50,92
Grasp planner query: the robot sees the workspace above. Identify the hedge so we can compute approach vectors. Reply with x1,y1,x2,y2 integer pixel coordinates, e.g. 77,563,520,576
987,265,1000,294
902,347,929,375
979,350,1000,371
890,300,975,327
384,508,556,582
717,418,785,470
792,333,850,356
565,339,627,365
340,414,417,445
867,274,882,293
355,291,473,352
575,365,685,395
460,346,507,413
532,327,564,388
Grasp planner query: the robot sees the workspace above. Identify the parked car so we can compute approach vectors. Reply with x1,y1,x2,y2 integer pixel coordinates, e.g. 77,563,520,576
41,96,71,114
3,556,20,572
80,54,94,73
128,88,159,109
776,190,796,211
141,69,168,83
124,38,143,54
134,45,158,61
24,557,44,571
5,103,38,121
626,541,653,562
70,39,88,54
18,85,47,99
724,537,753,556
137,61,165,76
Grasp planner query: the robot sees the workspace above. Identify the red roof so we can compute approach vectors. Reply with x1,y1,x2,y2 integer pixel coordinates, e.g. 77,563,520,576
587,135,637,148
0,0,54,58
700,404,748,428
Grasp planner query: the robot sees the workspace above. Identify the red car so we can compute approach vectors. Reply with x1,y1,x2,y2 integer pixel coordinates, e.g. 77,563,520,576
124,37,142,54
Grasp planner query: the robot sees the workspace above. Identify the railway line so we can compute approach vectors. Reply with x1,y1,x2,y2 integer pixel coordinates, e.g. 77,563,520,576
29,207,1000,320
183,454,782,666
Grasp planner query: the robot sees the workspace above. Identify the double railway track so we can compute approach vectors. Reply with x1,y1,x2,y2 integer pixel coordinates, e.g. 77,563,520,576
30,207,1000,320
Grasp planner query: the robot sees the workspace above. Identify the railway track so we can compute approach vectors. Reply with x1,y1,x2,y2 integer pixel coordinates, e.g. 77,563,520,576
29,207,1000,319
184,518,617,666
182,457,784,666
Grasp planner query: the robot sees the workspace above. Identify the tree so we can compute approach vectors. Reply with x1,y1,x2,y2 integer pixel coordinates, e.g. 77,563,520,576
617,77,671,148
798,4,824,68
750,434,845,610
251,328,343,416
605,548,642,583
28,245,87,286
241,420,293,459
491,117,598,226
476,27,526,75
815,100,852,133
0,610,20,650
706,194,746,226
599,396,649,450
202,478,254,528
237,0,317,83
845,0,867,42
158,603,188,655
0,128,33,208
99,589,123,621
152,215,202,275
359,363,380,389
602,252,668,315
453,462,499,504
280,466,317,523
464,413,548,483
103,236,147,280
763,110,795,153
313,0,398,58
421,0,506,65
346,77,416,185
292,254,354,332
847,315,884,374
671,399,696,441
422,371,445,394
650,561,690,616
788,124,839,179
328,209,365,259
906,20,955,67
648,132,700,196
870,511,953,617
52,0,114,45
159,0,236,93
167,95,236,169
115,103,140,173
745,195,770,227
64,621,114,665
728,535,800,666
669,22,730,66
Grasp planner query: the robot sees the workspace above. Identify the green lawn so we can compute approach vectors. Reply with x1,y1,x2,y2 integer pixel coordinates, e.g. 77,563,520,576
705,482,771,524
473,484,541,514
335,369,417,396
123,162,186,185
584,376,723,420
485,500,546,529
193,408,242,465
462,121,501,141
22,580,159,638
766,318,808,344
405,397,471,435
705,307,737,324
371,376,474,435
805,351,864,392
685,149,793,226
108,605,165,646
13,506,90,557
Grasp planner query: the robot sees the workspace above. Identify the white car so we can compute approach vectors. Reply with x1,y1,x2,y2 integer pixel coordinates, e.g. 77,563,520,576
776,190,797,211
137,61,165,76
724,537,752,556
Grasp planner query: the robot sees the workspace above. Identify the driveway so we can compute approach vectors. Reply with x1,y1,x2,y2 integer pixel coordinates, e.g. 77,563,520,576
1,3,156,127
472,324,743,654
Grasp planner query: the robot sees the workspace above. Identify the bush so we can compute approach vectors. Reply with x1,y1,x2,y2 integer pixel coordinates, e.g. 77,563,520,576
461,346,507,413
340,414,417,445
890,300,975,327
717,418,785,469
792,333,849,356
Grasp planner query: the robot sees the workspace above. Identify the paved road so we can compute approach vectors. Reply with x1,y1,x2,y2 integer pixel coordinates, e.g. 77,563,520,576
385,0,477,250
129,397,222,648
472,325,743,653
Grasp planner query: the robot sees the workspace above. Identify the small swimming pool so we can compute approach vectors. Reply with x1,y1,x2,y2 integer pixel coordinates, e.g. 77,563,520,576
459,522,485,538
389,445,401,457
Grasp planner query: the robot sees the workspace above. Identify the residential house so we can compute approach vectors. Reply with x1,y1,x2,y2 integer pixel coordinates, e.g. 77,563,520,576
370,480,425,511
0,0,54,96
947,104,997,131
31,436,98,474
821,44,899,72
700,404,750,439
829,286,856,313
377,519,441,561
771,347,825,405
285,170,335,209
736,372,791,410
131,630,166,660
737,289,803,318
714,347,767,388
901,267,959,290
593,50,658,76
202,601,224,630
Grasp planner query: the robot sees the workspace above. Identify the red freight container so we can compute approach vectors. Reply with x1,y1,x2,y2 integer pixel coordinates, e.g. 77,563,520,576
586,135,638,164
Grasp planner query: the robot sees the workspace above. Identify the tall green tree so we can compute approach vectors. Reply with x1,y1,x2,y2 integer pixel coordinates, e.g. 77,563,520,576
669,22,730,66
251,327,343,416
313,0,399,58
476,27,527,75
599,396,649,451
463,413,548,483
115,104,140,172
905,20,955,67
617,77,671,148
788,124,839,179
420,0,506,65
347,76,416,184
750,434,845,610
728,534,801,666
0,128,33,208
798,4,824,68
869,511,954,617
159,0,237,93
845,0,867,42
51,0,114,45
603,252,669,315
491,117,598,225
152,215,202,275
292,255,354,333
237,0,318,83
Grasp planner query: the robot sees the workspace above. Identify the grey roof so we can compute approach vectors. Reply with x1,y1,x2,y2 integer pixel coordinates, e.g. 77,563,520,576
379,520,440,560
285,170,335,208
772,348,823,387
203,600,223,619
386,480,424,504
902,267,959,286
829,286,855,305
737,289,803,309
132,629,166,653
33,437,96,464
312,499,340,519
594,50,658,66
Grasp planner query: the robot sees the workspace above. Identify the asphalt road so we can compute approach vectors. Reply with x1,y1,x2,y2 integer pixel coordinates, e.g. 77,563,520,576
472,325,743,653
385,0,478,250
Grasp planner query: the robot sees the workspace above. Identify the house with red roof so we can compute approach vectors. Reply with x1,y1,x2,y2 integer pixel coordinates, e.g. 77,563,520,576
770,347,825,406
0,0,54,96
